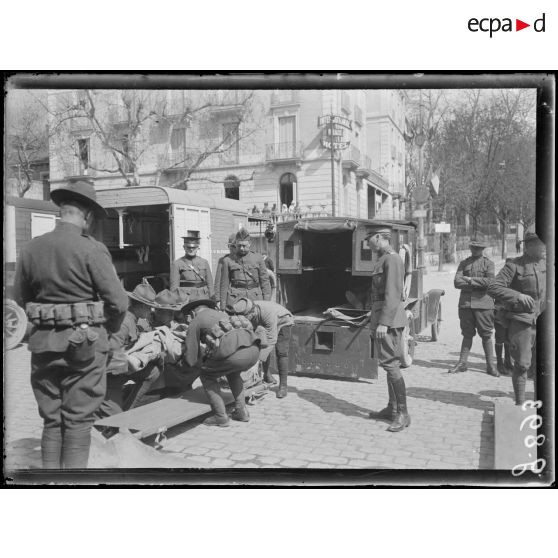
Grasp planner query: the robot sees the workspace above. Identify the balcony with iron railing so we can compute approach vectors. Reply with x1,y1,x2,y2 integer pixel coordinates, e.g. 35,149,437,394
247,206,333,235
270,90,301,107
265,141,303,162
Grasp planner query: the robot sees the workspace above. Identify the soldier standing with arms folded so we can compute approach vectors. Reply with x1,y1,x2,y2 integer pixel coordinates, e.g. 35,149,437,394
366,228,411,433
170,232,214,302
448,236,498,376
14,180,128,469
219,228,271,310
488,227,546,405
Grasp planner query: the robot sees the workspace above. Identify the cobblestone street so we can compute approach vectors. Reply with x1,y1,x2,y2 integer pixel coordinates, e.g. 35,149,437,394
4,258,533,471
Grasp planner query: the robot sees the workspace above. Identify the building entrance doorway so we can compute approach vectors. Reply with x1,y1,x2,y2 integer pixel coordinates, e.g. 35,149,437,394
279,172,296,208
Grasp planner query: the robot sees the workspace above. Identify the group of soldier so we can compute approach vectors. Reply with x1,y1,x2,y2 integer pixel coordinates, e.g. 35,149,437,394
14,180,294,468
448,233,546,407
13,179,547,469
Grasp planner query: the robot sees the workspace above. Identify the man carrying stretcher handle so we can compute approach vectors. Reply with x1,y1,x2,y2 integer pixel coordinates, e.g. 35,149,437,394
181,299,266,427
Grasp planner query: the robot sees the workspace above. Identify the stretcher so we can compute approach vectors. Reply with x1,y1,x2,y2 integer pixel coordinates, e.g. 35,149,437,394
94,382,268,445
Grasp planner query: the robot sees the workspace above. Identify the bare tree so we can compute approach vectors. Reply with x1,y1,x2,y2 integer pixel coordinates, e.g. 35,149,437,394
432,89,535,240
5,90,49,197
47,90,261,188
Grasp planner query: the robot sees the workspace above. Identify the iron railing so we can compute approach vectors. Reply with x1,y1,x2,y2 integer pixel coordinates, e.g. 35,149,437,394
265,141,303,161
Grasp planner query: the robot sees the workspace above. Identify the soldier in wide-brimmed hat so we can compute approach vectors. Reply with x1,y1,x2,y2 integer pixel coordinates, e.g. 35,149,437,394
489,225,546,405
96,282,162,422
14,179,128,468
449,234,498,376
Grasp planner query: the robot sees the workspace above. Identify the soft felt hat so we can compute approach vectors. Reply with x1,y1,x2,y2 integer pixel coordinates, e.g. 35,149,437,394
50,179,107,219
127,283,157,305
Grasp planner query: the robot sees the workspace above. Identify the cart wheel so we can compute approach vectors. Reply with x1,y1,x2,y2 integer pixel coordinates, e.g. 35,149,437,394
4,299,28,351
401,314,415,368
431,304,442,342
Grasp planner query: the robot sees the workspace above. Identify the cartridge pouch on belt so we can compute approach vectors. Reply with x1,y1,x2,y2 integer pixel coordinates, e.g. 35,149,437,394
26,301,106,328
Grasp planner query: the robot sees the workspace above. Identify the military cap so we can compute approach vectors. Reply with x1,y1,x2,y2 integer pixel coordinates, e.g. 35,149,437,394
524,225,541,243
469,235,487,248
154,289,181,310
182,231,201,246
227,233,237,245
127,283,157,306
181,298,218,315
365,227,393,239
227,297,255,315
50,179,108,219
235,227,251,243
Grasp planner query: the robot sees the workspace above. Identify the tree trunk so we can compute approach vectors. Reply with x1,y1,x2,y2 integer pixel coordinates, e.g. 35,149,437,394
501,219,507,260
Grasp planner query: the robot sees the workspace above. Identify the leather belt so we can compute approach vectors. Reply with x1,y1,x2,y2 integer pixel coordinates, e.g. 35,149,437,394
231,281,259,289
180,281,207,287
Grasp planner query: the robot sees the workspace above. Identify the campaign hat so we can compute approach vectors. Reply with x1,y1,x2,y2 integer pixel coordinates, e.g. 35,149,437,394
127,283,157,306
469,235,487,248
50,179,108,219
154,289,181,310
524,225,541,243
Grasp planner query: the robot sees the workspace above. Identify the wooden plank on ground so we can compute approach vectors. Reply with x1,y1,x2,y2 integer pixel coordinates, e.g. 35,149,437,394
94,384,266,438
494,401,538,471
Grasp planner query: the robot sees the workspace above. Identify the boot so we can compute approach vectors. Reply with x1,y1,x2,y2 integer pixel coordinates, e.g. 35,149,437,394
503,345,513,376
482,338,499,377
264,369,277,385
41,427,63,469
448,337,471,373
201,375,230,426
512,366,527,406
276,370,288,398
203,415,230,427
62,428,92,469
387,375,411,432
368,378,396,420
495,343,506,375
226,371,249,420
231,406,250,422
262,358,277,385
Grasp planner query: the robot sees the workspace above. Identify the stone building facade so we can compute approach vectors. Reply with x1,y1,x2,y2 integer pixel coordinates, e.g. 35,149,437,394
47,89,407,221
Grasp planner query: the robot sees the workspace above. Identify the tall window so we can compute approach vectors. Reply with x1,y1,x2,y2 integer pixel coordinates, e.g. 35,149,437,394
279,172,296,208
277,116,296,158
224,175,240,200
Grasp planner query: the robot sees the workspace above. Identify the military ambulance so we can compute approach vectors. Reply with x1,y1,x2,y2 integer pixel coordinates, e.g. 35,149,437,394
274,217,445,379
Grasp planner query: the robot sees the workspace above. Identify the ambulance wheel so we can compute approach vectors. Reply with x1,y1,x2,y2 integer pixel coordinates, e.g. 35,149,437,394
401,313,415,368
4,299,28,351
